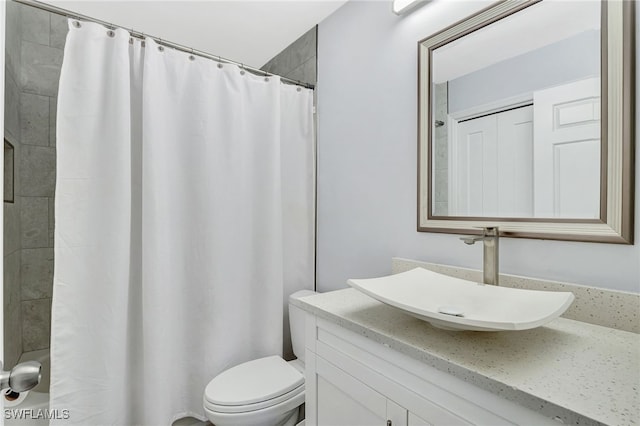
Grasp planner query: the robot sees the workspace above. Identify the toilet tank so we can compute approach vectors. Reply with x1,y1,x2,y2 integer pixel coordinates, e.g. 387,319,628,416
289,290,315,364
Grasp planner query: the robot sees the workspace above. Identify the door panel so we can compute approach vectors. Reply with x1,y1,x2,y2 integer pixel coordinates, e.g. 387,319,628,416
452,105,533,217
533,78,600,218
454,114,497,216
496,107,534,217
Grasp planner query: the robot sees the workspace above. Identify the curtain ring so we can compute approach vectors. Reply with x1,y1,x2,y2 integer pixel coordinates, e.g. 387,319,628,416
240,64,245,76
189,48,195,61
107,30,115,38
72,20,81,28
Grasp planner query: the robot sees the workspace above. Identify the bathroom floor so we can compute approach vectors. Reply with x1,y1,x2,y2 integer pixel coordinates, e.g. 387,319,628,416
172,416,307,425
172,417,210,426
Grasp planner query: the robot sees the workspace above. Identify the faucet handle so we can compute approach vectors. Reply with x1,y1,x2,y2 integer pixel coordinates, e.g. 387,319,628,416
460,235,482,245
473,226,499,235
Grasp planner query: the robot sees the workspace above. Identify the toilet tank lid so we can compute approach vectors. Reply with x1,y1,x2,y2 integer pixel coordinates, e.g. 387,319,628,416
289,289,315,301
204,356,304,406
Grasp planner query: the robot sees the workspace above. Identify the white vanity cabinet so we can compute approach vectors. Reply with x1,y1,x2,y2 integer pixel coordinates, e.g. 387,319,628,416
304,314,557,426
314,356,407,426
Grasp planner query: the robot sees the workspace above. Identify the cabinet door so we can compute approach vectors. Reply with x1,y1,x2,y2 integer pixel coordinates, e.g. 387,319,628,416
316,356,407,426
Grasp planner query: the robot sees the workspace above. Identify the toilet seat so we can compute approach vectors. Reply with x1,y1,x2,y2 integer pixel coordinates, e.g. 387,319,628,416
204,383,304,413
204,355,304,414
204,392,304,426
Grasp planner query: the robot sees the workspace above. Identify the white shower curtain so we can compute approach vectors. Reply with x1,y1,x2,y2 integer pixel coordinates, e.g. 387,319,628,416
50,20,315,425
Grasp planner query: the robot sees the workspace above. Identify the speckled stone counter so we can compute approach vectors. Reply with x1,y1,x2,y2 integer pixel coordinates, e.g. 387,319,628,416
293,289,640,426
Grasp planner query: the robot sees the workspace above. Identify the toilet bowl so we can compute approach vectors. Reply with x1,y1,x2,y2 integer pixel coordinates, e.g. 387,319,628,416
203,290,314,426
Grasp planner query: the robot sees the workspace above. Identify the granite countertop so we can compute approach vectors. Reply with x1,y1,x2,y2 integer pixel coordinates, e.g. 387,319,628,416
294,288,640,426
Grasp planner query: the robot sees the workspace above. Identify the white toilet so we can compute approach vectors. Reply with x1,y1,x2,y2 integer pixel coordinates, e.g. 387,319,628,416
203,290,314,426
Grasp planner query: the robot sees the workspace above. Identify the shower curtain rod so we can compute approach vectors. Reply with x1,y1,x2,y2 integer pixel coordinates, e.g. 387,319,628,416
12,0,315,90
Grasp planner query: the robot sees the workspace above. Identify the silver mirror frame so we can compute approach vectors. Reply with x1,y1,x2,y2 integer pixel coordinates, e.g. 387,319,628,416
418,0,635,244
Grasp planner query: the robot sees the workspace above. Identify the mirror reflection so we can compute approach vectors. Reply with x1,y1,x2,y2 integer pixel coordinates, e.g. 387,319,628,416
431,1,602,219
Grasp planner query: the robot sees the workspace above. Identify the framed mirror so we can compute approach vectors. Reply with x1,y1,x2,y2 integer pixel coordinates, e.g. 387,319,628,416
418,0,634,243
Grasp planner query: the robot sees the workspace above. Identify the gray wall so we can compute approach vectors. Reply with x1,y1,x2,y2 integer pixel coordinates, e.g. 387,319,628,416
316,1,640,293
448,30,600,113
3,1,67,367
261,26,317,86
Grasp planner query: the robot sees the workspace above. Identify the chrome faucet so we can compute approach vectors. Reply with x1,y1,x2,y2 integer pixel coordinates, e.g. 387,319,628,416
460,227,499,285
0,361,41,393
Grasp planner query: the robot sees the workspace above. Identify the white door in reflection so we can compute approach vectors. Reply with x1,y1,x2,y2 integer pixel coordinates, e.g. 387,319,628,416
533,77,600,219
450,105,534,217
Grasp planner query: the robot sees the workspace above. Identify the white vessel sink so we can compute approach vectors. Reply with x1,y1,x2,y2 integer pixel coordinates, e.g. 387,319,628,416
347,268,574,331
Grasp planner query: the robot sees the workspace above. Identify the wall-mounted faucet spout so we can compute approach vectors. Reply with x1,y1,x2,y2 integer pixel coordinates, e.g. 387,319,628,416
0,361,41,393
460,227,499,285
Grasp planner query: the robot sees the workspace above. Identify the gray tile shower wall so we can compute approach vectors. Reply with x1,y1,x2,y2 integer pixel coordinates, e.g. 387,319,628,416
20,196,49,247
433,83,448,216
20,92,50,147
21,298,51,352
20,5,51,45
261,27,317,86
4,0,24,370
3,250,22,368
21,248,54,300
4,73,20,143
19,145,56,197
4,1,22,84
4,2,67,365
21,41,63,98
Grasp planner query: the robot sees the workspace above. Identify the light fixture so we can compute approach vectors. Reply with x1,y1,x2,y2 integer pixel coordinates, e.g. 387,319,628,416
392,0,426,15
